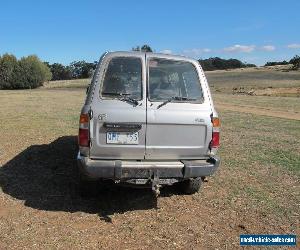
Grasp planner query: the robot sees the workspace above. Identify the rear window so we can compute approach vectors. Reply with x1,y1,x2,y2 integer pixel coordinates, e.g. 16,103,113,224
148,58,203,102
101,57,142,100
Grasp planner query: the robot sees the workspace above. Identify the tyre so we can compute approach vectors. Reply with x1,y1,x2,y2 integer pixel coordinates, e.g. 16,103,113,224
179,177,203,194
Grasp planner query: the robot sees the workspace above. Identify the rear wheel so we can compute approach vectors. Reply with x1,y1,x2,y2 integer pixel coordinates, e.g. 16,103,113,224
179,177,203,194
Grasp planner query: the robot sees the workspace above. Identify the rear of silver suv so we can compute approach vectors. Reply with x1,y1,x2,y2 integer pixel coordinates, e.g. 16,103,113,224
77,51,220,195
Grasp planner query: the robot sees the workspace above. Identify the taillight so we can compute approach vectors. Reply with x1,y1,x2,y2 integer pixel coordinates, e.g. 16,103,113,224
211,117,220,148
211,132,220,148
212,117,220,127
78,114,89,147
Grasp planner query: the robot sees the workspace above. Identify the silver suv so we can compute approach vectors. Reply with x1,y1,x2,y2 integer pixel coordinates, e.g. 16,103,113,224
77,51,220,196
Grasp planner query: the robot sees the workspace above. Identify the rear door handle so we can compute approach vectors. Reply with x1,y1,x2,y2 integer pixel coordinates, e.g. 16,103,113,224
103,123,142,130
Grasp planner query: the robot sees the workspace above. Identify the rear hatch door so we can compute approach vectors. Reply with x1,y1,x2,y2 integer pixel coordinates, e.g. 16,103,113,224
145,55,213,159
89,53,146,160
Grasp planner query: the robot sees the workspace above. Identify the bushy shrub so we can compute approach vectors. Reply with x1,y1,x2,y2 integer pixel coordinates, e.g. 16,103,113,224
0,54,19,89
289,55,300,69
0,54,52,89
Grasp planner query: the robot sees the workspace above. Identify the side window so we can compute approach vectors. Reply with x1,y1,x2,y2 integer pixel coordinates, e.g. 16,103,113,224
182,70,203,99
101,57,142,100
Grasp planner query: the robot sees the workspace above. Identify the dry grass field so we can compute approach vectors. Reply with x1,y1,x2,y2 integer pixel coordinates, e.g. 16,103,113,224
206,65,300,96
0,67,299,249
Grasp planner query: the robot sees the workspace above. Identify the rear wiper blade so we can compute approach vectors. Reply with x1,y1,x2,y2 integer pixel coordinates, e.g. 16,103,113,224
102,92,139,106
157,96,196,109
120,96,139,106
102,92,130,96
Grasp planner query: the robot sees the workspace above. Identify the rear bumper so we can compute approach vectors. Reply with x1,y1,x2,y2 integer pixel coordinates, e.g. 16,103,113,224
77,152,220,180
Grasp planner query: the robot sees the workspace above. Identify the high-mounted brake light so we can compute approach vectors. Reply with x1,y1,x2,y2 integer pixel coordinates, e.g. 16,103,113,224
78,114,89,147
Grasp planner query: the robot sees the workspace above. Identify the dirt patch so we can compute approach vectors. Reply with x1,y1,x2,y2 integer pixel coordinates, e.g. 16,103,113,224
0,204,10,218
216,102,300,120
232,87,300,97
253,87,300,97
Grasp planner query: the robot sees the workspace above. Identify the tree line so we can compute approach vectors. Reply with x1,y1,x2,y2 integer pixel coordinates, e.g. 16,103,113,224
44,44,153,82
0,53,97,89
201,55,300,70
132,45,257,71
198,57,256,71
44,61,97,81
265,55,300,69
1,46,299,89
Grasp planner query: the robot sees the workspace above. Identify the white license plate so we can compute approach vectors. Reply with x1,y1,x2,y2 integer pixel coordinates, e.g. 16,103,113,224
106,132,139,145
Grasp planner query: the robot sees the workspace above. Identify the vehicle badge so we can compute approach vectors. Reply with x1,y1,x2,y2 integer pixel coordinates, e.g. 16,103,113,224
195,118,205,123
98,114,107,121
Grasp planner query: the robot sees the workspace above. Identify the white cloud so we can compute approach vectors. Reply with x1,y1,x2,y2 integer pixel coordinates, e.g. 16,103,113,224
287,43,300,49
160,49,172,54
261,45,275,51
223,44,255,53
202,48,211,53
182,48,211,57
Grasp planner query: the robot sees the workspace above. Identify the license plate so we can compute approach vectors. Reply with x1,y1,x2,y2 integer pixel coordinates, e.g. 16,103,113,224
106,132,139,145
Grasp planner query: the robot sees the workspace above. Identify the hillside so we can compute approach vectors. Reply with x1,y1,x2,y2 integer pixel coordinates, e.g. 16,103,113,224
206,65,300,96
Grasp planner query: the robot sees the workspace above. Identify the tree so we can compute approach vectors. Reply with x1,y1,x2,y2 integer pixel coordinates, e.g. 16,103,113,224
45,62,72,80
132,44,153,52
43,60,98,81
141,44,153,52
69,60,97,79
0,54,19,89
0,54,52,89
17,55,52,89
290,55,300,69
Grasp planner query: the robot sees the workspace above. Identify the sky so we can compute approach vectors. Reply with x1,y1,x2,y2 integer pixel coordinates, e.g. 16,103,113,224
1,0,300,66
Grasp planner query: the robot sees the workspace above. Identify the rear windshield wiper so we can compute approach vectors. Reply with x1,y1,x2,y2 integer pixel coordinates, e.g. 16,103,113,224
120,96,139,106
101,92,139,106
102,92,131,97
157,96,197,109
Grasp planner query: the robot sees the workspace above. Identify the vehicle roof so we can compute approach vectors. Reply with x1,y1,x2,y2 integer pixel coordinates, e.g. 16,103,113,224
103,51,199,64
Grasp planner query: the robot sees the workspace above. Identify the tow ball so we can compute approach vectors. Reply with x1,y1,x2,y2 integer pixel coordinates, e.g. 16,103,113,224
152,183,161,197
